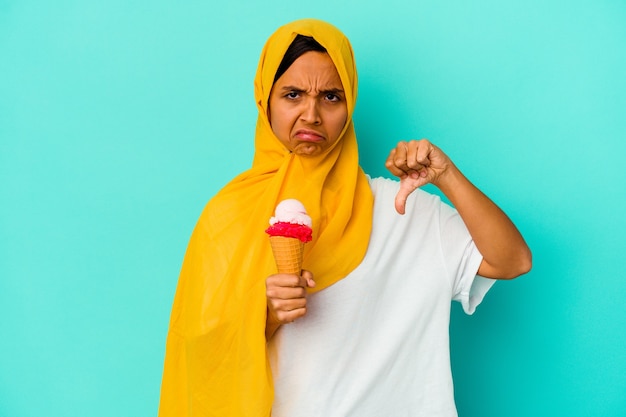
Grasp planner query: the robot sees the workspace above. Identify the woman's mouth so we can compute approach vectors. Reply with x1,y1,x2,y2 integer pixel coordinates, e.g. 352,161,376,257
294,129,325,142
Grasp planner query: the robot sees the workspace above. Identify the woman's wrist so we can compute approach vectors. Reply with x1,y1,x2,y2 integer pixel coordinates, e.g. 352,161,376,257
433,163,465,200
266,310,281,341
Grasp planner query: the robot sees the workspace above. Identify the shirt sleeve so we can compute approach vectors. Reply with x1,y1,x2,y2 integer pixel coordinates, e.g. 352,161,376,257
438,200,496,315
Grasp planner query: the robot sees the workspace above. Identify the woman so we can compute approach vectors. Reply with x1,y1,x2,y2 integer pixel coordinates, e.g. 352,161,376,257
159,19,531,417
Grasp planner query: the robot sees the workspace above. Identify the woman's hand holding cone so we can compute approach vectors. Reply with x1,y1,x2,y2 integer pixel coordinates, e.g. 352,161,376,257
265,270,315,339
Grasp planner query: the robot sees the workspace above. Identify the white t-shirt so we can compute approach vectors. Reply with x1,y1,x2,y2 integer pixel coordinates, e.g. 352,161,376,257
268,177,495,417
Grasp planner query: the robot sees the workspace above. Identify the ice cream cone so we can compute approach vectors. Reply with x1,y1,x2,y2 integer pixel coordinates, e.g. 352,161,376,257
269,235,305,274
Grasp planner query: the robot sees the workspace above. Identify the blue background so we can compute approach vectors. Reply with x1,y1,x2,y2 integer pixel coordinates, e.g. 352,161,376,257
1,0,625,415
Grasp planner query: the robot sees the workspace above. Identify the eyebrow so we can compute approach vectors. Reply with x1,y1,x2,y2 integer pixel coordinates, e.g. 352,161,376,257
321,87,345,95
280,85,345,95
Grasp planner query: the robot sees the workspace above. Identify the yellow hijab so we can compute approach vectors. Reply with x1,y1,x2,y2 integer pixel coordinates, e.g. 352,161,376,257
159,19,373,416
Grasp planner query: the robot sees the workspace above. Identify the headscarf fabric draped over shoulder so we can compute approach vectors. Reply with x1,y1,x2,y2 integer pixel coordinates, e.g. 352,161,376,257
159,19,373,416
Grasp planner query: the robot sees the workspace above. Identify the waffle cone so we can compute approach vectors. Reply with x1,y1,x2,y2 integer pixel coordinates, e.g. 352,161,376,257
269,236,305,274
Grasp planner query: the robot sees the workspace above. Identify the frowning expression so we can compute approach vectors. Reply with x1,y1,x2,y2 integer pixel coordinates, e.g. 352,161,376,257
268,51,348,157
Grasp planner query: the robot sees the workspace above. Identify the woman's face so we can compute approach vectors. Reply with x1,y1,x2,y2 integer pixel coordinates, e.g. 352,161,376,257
269,51,348,157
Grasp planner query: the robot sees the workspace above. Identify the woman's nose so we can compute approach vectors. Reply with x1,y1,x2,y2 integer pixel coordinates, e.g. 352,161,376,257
300,99,321,125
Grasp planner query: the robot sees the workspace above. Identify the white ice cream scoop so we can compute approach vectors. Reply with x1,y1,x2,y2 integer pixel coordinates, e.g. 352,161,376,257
269,199,312,227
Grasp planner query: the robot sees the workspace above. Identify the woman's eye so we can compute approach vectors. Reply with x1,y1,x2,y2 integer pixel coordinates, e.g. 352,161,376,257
325,93,340,102
286,92,299,99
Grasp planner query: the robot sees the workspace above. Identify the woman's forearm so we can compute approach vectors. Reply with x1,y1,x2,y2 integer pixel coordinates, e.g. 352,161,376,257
436,165,532,279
